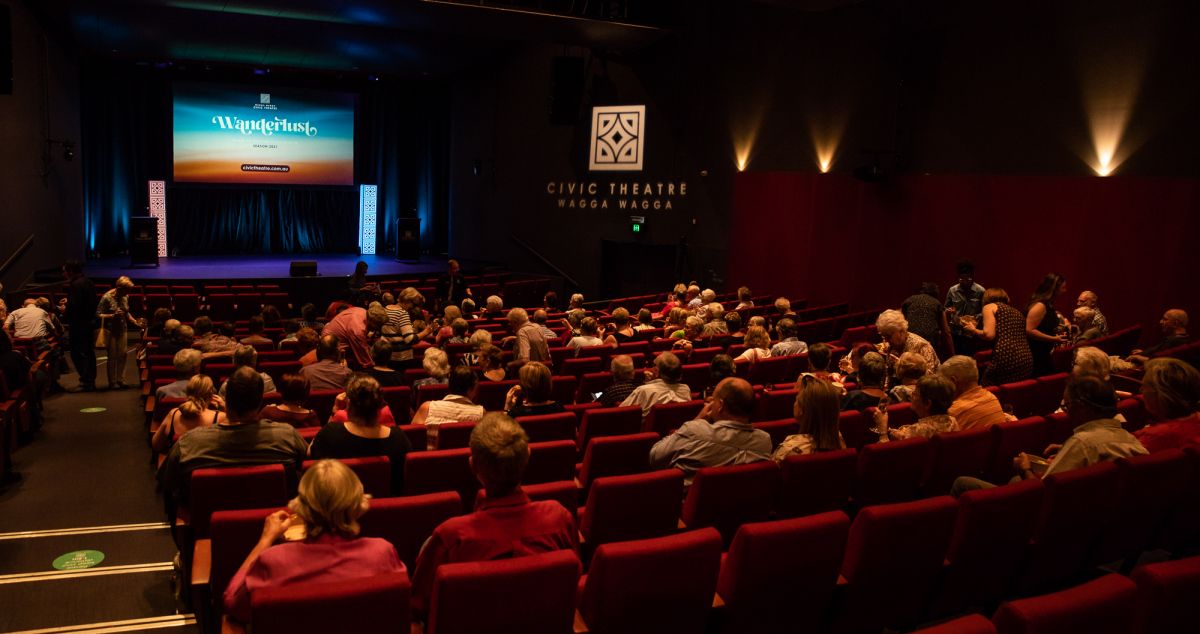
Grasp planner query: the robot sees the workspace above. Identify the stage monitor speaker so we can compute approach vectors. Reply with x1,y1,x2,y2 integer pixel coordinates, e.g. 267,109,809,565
129,216,159,267
289,261,318,277
549,56,584,125
395,217,421,261
0,6,11,95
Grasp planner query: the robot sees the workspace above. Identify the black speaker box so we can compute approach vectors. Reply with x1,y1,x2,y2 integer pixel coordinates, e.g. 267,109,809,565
289,261,318,277
395,218,421,261
129,216,159,266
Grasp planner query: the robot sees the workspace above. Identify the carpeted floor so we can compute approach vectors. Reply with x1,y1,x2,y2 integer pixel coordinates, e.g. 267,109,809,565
0,349,200,633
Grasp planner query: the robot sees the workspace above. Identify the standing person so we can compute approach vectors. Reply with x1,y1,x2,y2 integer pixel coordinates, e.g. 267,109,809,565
903,282,953,356
1025,273,1070,377
434,259,470,313
322,304,389,370
962,288,1034,385
946,260,985,358
96,276,141,389
508,308,550,365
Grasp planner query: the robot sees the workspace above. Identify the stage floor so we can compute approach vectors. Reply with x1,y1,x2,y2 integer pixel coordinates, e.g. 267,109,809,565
84,254,464,281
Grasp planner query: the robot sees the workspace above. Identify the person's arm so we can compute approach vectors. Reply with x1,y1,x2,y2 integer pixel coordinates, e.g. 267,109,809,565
223,510,290,624
1025,303,1066,344
410,402,431,426
1040,437,1087,478
410,530,449,619
939,309,955,356
151,409,179,453
648,425,689,467
965,304,998,341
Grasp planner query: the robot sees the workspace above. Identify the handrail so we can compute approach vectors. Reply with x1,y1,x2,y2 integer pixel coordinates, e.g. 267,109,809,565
509,234,580,289
0,234,35,279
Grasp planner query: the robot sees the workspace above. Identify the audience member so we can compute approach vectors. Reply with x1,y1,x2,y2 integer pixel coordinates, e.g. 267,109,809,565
542,291,559,312
299,335,353,391
724,311,745,338
505,362,564,417
773,375,845,462
323,304,389,370
888,352,928,402
774,297,796,317
946,259,985,357
842,352,889,411
597,355,637,407
529,310,558,341
1070,306,1105,345
736,325,773,362
684,285,702,309
1075,290,1109,336
434,305,462,345
260,305,282,329
509,307,550,364
1134,358,1200,452
801,342,843,388
903,282,952,354
701,303,728,336
734,286,754,310
604,308,636,345
1127,309,1190,365
297,303,321,331
477,343,507,382
770,318,807,357
156,349,203,401
622,351,691,418
218,345,276,397
939,355,1007,429
1025,273,1070,376
61,259,97,392
434,259,470,311
874,373,961,440
311,374,411,493
633,308,656,331
460,297,477,320
260,374,322,428
410,413,578,615
223,460,403,625
383,288,430,364
670,316,704,353
294,327,320,366
413,348,451,388
5,298,54,340
704,354,736,399
146,308,172,339
193,317,237,357
461,329,492,366
962,287,1034,385
154,324,193,357
649,377,771,486
411,366,485,448
239,316,274,347
367,339,403,387
568,317,605,353
96,276,142,388
875,308,940,371
483,295,505,318
151,375,224,453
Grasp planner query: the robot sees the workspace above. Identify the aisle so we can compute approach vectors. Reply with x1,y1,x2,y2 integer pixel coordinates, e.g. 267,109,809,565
0,352,199,633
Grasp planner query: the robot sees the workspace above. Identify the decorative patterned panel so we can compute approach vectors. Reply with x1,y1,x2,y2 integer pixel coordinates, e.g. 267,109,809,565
359,184,378,255
148,180,167,257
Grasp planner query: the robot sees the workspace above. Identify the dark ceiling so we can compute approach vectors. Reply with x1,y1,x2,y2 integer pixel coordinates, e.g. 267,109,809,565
30,0,674,76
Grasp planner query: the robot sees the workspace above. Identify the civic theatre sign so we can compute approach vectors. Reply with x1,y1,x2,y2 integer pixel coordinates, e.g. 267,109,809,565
544,105,688,210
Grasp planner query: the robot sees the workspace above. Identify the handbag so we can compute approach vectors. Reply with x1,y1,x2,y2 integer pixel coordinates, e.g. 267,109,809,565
94,316,109,349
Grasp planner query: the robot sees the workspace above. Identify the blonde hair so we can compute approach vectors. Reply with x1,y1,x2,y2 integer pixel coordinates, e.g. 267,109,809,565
398,287,424,307
611,307,630,325
469,329,493,348
518,361,553,402
115,276,135,290
470,413,530,494
1143,358,1200,419
744,325,770,350
1072,346,1111,380
179,375,215,417
422,347,451,379
443,305,462,322
895,352,928,383
288,460,369,538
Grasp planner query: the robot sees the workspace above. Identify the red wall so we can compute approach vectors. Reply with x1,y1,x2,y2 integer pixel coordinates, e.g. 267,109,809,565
729,172,1200,346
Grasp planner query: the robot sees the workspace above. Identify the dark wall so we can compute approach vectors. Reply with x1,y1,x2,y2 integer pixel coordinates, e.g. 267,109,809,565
0,0,83,290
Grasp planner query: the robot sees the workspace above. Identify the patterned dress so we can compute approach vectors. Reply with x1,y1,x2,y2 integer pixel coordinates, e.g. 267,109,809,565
984,303,1033,385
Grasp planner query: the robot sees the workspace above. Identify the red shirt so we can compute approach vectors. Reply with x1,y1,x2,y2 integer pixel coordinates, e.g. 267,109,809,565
1134,414,1200,453
410,489,578,615
323,307,373,369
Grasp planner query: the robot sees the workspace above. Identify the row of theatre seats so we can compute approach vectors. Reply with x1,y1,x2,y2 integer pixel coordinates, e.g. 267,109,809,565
192,446,1200,633
0,337,55,479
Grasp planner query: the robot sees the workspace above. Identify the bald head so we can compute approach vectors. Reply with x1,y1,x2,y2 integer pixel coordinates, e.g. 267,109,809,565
1076,290,1098,308
1163,309,1189,333
712,377,755,421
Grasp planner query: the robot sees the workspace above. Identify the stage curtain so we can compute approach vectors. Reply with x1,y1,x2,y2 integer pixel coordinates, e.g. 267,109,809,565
80,63,451,256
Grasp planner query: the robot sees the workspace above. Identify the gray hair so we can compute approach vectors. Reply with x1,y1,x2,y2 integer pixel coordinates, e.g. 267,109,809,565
774,297,790,312
938,355,980,392
506,307,529,326
487,295,504,311
700,289,716,304
655,351,683,384
232,344,258,368
569,293,585,306
1072,346,1111,381
875,309,909,336
422,347,451,379
469,329,493,347
173,348,203,376
610,354,635,381
705,302,724,321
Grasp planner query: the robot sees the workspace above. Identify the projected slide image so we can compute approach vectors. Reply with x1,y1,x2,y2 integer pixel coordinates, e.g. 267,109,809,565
173,83,355,185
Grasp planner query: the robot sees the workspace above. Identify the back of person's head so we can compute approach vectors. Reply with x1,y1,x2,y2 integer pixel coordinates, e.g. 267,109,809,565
857,352,887,388
300,303,317,321
518,361,553,402
738,286,752,302
173,348,202,377
744,325,770,349
1072,346,1111,380
479,343,503,370
748,316,768,329
366,305,389,329
232,345,258,369
289,459,369,538
700,289,716,304
487,295,504,312
655,351,683,384
469,329,493,349
774,297,791,313
713,378,755,420
724,311,742,332
875,309,909,337
225,366,265,419
422,347,450,379
705,302,724,321
955,259,975,277
470,412,530,495
895,352,928,383
543,291,558,309
1142,357,1200,420
448,365,478,396
938,355,980,393
179,374,215,418
443,305,462,322
450,318,469,337
507,306,528,326
152,307,172,325
684,315,704,334
1030,273,1067,307
176,324,195,343
296,327,319,353
919,281,941,299
279,373,310,405
220,321,237,337
261,305,281,326
915,374,956,416
461,297,476,315
580,317,600,336
611,307,630,326
1064,375,1118,420
982,288,1010,306
570,293,585,307
610,355,635,381
163,318,181,335
371,338,393,367
398,287,424,308
637,308,653,325
345,374,383,425
776,318,796,339
531,309,548,325
248,315,265,334
316,334,341,361
567,309,586,327
193,316,213,335
709,354,735,384
807,342,832,371
794,375,842,450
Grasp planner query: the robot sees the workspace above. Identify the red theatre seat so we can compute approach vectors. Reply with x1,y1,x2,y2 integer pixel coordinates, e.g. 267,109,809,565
358,492,462,570
426,550,580,634
681,461,780,546
992,574,1136,634
776,448,856,519
248,572,410,634
1131,555,1200,634
579,469,684,555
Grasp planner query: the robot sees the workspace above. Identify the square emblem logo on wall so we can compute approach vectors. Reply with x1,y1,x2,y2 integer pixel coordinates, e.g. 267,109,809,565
589,105,645,171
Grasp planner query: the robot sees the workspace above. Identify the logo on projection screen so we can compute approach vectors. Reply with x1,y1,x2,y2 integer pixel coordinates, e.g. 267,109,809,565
589,105,645,171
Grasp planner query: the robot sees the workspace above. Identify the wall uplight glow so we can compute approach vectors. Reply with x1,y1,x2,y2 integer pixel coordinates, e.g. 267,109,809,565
1085,91,1135,177
731,90,769,172
1073,18,1149,177
810,113,846,175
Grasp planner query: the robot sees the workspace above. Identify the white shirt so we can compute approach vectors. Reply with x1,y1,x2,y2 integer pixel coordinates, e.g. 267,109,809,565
621,379,692,418
5,305,52,339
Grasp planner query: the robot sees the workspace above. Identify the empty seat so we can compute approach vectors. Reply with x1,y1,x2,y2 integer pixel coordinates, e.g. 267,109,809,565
681,461,779,546
577,528,723,634
358,492,462,569
747,355,794,387
1002,380,1041,419
579,469,684,554
643,400,704,436
1131,555,1200,634
752,389,797,422
549,375,578,404
680,363,713,395
992,573,1137,634
985,417,1048,483
576,406,642,452
523,440,577,485
923,426,995,496
426,550,580,634
515,412,576,443
852,436,929,507
398,424,426,453
837,409,876,449
830,496,959,633
1090,449,1191,568
577,433,659,494
433,421,475,449
474,380,518,412
305,389,342,422
716,512,850,634
404,448,478,511
380,386,412,419
187,465,288,539
248,572,410,634
776,448,857,518
1034,373,1069,417
912,615,997,634
193,507,275,627
561,356,602,377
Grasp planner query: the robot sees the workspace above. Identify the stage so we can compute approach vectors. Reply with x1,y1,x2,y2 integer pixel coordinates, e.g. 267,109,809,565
83,254,477,282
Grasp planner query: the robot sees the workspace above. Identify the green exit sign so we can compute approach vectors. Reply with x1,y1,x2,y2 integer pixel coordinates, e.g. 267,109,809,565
632,223,641,233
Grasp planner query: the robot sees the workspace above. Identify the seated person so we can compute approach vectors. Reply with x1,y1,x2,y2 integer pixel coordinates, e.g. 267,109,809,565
703,354,736,400
411,366,486,448
724,311,746,339
1128,309,1190,365
223,460,404,624
412,348,451,388
604,307,637,345
477,343,508,382
873,373,961,440
443,318,470,346
151,375,224,453
952,376,1147,495
158,367,307,512
410,413,578,616
769,318,808,357
294,327,320,366
156,348,202,401
734,286,754,311
774,297,796,317
260,374,322,428
875,309,940,371
633,308,656,332
568,317,606,354
1134,358,1200,452
1069,306,1105,345
1075,290,1109,336
504,362,564,418
153,323,193,357
649,377,771,486
888,352,928,402
460,329,492,367
298,335,353,391
939,355,1007,429
311,374,412,493
841,352,889,411
621,351,692,419
800,342,844,390
366,339,404,387
701,303,729,336
218,345,276,398
239,315,274,348
773,375,845,462
597,355,638,408
736,326,773,362
145,308,173,339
